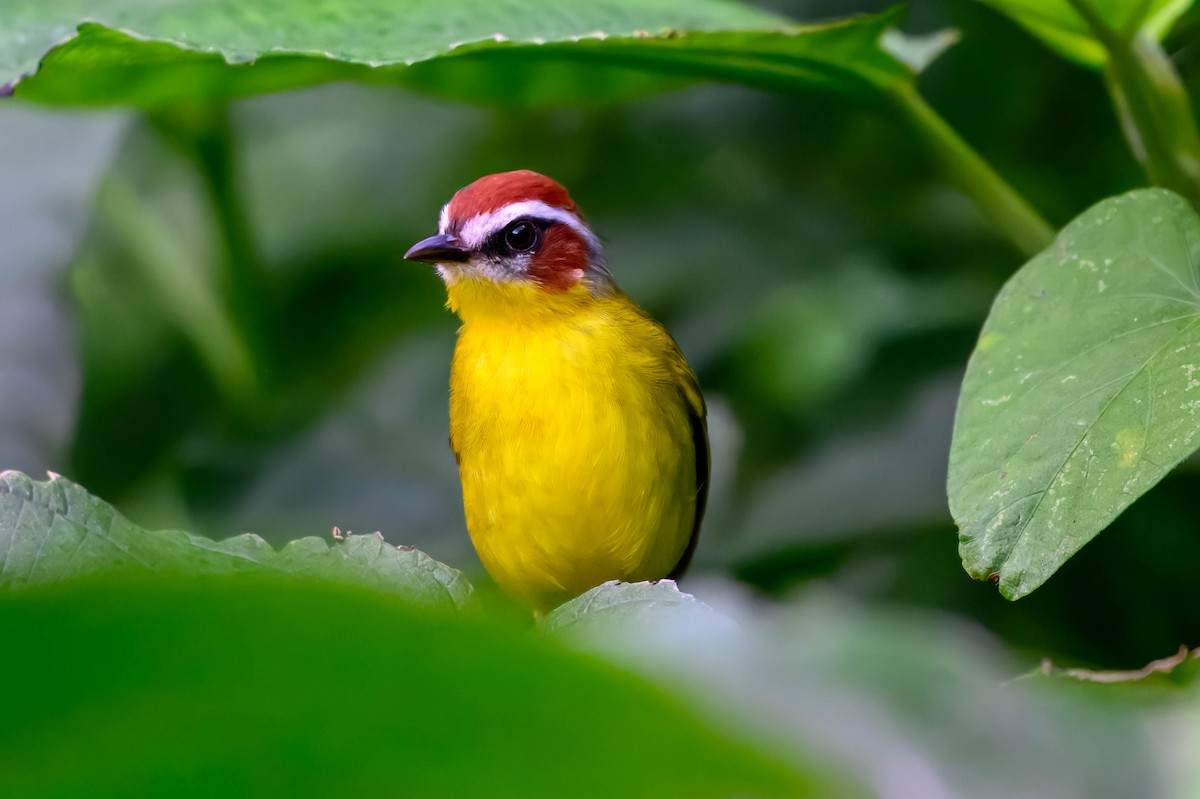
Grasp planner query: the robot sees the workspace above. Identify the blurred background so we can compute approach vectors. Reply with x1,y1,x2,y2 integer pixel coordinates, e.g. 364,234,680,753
3,0,1199,671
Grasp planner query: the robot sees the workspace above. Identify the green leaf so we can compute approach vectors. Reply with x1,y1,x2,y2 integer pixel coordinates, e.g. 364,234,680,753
949,189,1200,599
1,1,923,106
0,470,472,608
0,576,830,798
541,579,716,637
973,0,1194,67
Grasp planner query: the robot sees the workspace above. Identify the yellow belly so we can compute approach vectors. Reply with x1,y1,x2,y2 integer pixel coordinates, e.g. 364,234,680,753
447,283,699,613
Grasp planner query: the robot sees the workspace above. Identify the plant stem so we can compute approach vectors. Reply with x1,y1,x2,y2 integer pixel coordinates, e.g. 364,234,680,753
891,86,1054,258
148,104,267,409
1066,0,1200,204
98,174,258,404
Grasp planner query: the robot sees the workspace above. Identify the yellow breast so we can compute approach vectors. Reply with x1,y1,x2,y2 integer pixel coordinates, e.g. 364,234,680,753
446,279,704,613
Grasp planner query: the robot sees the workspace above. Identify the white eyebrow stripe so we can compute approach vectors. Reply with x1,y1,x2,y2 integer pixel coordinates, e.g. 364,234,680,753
438,202,451,235
454,200,600,253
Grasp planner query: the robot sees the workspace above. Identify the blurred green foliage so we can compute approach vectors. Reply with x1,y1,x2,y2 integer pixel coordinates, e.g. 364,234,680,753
0,576,840,799
3,0,1200,795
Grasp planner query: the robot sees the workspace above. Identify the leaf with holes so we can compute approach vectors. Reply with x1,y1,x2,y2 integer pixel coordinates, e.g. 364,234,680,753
0,1,933,107
948,189,1200,599
0,470,472,608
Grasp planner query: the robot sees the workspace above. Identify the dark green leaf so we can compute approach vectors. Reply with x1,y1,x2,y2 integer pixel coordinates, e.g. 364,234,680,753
0,470,471,608
949,189,1200,598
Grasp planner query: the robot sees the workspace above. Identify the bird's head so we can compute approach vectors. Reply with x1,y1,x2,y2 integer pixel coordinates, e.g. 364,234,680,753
404,171,614,318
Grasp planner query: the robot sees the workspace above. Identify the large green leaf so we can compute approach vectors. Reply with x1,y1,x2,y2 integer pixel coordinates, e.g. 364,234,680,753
974,0,1193,67
0,576,831,798
0,470,472,608
948,189,1200,599
0,1,921,106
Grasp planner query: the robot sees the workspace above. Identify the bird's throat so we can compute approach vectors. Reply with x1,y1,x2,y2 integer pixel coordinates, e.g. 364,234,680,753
444,277,594,323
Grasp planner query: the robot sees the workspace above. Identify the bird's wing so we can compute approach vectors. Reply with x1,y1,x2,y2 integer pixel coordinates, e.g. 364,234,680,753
668,353,709,581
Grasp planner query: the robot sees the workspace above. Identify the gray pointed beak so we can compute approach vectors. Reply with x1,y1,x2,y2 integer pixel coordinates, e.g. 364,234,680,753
404,233,470,264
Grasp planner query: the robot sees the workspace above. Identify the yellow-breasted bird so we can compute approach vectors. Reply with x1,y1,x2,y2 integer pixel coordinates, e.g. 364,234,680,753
405,170,708,615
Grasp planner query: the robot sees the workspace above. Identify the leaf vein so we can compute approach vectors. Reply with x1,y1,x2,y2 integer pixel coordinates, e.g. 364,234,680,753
1002,311,1199,410
997,316,1200,578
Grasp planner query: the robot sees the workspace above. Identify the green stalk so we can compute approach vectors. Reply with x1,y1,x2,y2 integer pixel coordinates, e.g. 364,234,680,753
98,175,257,405
147,104,267,411
891,86,1054,258
1066,0,1200,204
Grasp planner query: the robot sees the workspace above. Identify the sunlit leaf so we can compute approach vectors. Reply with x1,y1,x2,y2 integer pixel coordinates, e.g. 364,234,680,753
949,189,1200,599
0,470,472,608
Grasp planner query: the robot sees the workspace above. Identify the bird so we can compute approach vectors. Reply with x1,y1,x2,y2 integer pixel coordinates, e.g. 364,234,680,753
405,170,709,615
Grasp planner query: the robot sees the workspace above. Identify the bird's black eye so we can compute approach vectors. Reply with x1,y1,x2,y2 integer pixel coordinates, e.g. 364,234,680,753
503,220,540,253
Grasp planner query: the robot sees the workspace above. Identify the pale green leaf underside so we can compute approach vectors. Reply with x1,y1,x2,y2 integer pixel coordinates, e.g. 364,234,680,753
974,0,1194,67
541,579,711,635
0,1,919,106
949,189,1200,599
0,470,472,608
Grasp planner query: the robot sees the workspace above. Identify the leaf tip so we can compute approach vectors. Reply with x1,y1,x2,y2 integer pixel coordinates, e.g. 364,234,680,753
880,27,960,73
997,576,1030,601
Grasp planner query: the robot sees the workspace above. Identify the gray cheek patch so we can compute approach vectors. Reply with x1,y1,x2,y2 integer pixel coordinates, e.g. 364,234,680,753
479,251,531,281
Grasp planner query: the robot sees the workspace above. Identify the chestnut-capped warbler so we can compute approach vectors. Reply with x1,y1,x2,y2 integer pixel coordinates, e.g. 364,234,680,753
405,170,708,614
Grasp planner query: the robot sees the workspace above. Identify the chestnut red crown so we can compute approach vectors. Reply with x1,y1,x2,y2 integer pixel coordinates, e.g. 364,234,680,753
444,169,583,224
